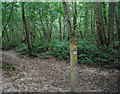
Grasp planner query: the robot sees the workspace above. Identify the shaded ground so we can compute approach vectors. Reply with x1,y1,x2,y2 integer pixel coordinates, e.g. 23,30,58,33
1,50,120,92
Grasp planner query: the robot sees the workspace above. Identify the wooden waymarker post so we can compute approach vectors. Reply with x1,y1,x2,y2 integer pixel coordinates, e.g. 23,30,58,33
70,37,78,92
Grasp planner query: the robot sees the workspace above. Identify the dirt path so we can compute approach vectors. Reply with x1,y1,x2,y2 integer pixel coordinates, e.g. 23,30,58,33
1,50,120,92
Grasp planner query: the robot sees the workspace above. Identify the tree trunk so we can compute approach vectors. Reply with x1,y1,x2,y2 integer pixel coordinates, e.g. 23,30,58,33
5,30,10,42
94,2,107,46
2,3,14,37
73,2,77,32
115,7,120,43
83,3,89,38
90,12,93,34
63,1,78,92
108,2,116,47
59,16,62,41
63,16,66,40
21,2,32,55
103,3,107,26
48,19,53,42
40,19,46,40
91,3,98,44
78,15,83,39
63,2,72,40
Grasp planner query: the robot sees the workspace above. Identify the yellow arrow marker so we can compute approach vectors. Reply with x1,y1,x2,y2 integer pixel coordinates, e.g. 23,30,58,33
74,44,77,49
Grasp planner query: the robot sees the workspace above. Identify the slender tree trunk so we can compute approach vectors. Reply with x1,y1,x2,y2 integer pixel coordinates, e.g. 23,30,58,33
6,30,9,42
39,12,46,40
94,2,107,46
92,16,99,45
63,2,72,40
48,20,53,42
38,27,42,40
63,16,66,40
90,4,98,44
90,13,93,34
45,18,53,42
78,15,83,39
77,2,83,39
108,2,116,47
115,8,120,43
73,2,77,32
21,2,32,55
83,3,88,38
103,3,107,26
59,16,62,41
40,19,46,40
2,3,14,37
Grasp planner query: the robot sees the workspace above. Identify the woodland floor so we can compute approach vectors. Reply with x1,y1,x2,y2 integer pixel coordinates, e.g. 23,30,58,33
1,50,120,92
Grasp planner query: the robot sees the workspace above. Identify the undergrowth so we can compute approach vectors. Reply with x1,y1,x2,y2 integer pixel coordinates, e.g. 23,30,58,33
3,39,120,70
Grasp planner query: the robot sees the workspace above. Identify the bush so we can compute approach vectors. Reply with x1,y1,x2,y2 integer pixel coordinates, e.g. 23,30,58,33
13,39,120,70
49,41,70,60
77,40,119,69
2,41,17,50
16,44,28,55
